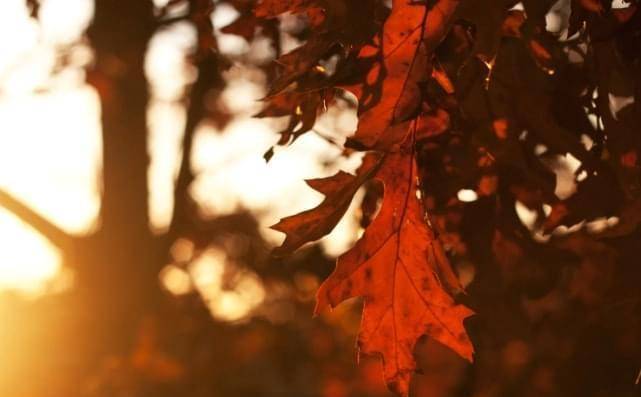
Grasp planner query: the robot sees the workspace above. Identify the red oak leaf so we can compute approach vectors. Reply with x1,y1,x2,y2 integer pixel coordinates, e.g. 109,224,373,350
348,0,461,149
315,136,474,396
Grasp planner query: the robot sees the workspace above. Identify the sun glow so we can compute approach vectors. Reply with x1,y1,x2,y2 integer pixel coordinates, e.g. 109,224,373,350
0,0,359,301
0,0,99,295
0,209,61,295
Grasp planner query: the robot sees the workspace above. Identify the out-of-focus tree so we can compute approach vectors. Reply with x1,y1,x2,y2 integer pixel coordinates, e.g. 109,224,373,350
0,1,387,396
1,1,276,395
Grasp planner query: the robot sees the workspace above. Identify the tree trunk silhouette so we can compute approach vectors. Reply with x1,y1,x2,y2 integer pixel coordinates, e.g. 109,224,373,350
82,0,159,359
0,2,221,395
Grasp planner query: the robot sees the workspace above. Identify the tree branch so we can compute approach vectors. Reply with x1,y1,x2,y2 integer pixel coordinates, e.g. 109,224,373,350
0,188,73,250
165,10,225,252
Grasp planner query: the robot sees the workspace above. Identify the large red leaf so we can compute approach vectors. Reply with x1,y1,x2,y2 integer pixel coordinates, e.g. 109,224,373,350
315,137,474,396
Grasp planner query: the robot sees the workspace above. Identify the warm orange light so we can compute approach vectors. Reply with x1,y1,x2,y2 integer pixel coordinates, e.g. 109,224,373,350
0,0,358,301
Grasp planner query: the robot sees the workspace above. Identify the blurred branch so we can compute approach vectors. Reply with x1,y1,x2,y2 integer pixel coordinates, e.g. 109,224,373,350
165,92,199,245
157,14,189,27
26,0,40,18
0,188,73,250
164,0,223,253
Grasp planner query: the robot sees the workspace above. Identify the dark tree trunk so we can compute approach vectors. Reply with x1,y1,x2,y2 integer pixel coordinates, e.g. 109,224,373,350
81,0,160,365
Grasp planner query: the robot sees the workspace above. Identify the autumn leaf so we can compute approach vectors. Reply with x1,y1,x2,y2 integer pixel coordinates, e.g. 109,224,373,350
346,2,424,149
456,0,510,59
267,36,335,95
258,0,370,96
415,108,451,140
315,136,474,396
221,15,257,41
578,0,604,14
501,9,526,37
255,89,334,145
347,0,461,150
271,152,383,256
254,0,309,18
